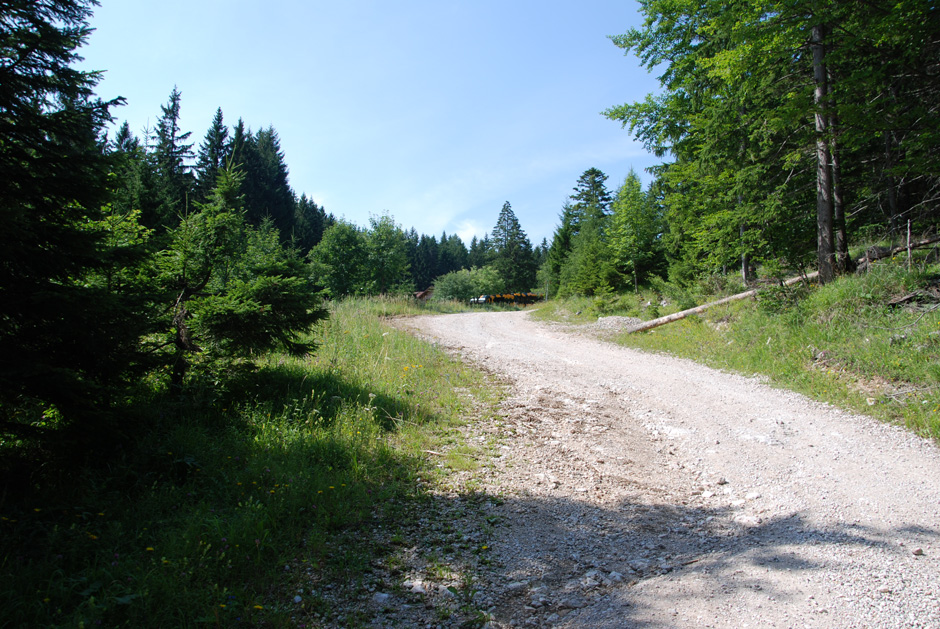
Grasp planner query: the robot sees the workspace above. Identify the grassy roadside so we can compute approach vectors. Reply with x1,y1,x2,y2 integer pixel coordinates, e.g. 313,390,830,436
536,259,940,442
0,297,502,627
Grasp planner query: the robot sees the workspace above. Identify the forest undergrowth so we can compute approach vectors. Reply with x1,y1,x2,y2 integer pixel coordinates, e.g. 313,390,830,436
0,297,501,628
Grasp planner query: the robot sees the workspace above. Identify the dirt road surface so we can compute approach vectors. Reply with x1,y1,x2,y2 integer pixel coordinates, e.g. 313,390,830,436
396,310,940,628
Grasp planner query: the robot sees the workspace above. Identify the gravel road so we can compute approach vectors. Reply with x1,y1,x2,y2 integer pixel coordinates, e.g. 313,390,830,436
396,309,940,628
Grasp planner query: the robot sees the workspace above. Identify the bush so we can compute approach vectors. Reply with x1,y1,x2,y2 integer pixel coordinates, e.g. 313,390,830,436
434,266,503,302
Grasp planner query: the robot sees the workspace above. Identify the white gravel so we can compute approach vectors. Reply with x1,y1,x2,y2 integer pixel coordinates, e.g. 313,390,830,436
396,309,940,629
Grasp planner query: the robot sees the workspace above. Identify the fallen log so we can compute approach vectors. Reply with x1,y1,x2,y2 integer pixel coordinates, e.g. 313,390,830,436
856,234,940,272
627,272,819,334
866,235,940,261
626,234,940,334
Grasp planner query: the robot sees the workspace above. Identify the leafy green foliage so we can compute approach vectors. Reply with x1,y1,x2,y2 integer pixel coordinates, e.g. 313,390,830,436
310,215,415,299
309,220,369,298
364,214,414,295
434,266,503,301
606,0,940,284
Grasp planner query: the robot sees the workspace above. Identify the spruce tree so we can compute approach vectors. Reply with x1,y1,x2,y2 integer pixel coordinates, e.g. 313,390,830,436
151,86,195,226
570,168,613,222
238,126,296,239
490,202,536,292
157,168,326,386
194,107,230,204
0,0,149,442
292,194,330,253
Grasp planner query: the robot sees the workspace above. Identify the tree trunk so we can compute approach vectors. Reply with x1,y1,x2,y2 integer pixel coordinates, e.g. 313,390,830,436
884,131,900,234
812,23,835,284
827,70,852,273
740,222,753,285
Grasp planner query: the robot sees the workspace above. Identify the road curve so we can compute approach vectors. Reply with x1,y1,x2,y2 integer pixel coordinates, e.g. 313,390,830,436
397,309,940,628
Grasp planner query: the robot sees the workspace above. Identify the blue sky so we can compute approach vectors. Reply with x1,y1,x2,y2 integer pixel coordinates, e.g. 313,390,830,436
80,0,661,245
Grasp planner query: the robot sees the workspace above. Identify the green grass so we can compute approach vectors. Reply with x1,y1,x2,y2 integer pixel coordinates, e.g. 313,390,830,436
542,259,940,441
0,298,501,627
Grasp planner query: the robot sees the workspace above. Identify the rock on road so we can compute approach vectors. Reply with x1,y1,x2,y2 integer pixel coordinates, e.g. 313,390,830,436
397,310,940,628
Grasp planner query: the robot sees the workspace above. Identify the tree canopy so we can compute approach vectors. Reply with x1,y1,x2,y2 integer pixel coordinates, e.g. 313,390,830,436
605,0,940,284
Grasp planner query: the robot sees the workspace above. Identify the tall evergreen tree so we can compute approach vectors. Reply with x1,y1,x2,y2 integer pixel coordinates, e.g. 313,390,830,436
468,234,489,269
610,170,664,291
292,193,330,254
151,86,195,226
438,232,469,276
157,167,325,386
490,202,536,292
239,126,296,239
193,107,230,204
557,217,618,297
0,0,150,441
570,167,613,222
542,202,578,297
413,234,440,290
109,121,146,219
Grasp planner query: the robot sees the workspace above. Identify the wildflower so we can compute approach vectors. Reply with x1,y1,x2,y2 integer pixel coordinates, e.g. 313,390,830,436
254,604,264,610
146,547,154,552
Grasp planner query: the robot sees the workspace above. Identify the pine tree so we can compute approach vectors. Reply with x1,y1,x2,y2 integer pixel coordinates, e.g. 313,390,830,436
157,167,326,386
151,86,195,226
238,126,296,239
438,232,469,276
109,121,146,219
570,168,613,223
490,202,536,292
610,170,664,292
194,107,230,204
468,235,489,269
413,234,440,290
542,202,578,297
292,193,330,253
0,0,149,441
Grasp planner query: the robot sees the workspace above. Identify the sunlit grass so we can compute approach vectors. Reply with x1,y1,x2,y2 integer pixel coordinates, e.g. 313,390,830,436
543,260,940,442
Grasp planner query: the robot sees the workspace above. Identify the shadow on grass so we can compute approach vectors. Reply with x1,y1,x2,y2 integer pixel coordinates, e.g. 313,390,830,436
0,357,462,627
221,360,430,431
